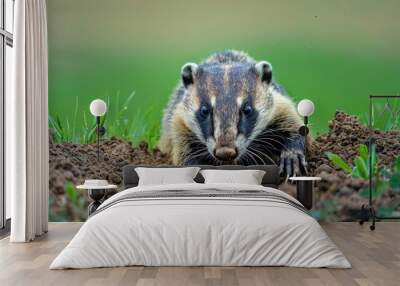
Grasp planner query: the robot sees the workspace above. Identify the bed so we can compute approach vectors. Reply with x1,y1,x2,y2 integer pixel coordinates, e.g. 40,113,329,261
50,165,350,269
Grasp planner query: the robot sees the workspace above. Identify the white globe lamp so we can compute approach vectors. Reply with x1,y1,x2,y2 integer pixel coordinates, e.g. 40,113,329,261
90,99,107,117
89,99,107,161
297,99,316,166
297,99,315,117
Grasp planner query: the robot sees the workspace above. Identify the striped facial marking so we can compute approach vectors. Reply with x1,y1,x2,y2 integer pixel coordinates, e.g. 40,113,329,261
191,63,263,162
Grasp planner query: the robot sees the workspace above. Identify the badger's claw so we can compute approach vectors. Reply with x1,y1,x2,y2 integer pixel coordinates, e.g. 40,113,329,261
279,149,307,177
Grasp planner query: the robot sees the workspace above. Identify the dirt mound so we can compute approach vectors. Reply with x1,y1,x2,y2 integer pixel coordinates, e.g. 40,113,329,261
49,138,170,195
308,111,400,173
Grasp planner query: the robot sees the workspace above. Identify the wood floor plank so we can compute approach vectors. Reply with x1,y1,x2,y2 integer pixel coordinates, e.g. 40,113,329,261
0,222,399,286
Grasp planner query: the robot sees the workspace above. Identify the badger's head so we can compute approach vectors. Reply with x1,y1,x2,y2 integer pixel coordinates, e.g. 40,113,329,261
181,61,275,164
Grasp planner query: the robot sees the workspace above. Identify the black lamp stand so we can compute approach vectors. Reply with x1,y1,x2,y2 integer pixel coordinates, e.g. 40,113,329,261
298,116,309,169
95,116,106,162
88,116,108,216
293,115,316,210
296,180,314,210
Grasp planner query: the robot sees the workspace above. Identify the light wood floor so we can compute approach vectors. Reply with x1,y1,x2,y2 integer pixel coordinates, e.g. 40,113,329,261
0,222,399,286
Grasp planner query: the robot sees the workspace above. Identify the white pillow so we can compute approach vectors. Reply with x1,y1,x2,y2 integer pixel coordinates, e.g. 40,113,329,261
200,169,266,185
135,167,200,186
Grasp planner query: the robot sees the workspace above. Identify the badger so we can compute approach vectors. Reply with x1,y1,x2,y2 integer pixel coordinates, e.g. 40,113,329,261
158,50,307,176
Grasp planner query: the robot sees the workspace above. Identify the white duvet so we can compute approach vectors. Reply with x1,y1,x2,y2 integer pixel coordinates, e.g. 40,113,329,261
50,183,351,269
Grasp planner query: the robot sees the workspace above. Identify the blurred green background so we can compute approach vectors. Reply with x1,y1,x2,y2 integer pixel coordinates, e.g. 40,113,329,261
47,0,400,143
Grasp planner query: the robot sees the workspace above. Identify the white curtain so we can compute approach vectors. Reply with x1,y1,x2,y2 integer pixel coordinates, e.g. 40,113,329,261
7,0,49,242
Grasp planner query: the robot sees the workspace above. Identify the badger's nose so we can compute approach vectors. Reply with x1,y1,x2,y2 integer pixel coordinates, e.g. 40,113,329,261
214,147,238,161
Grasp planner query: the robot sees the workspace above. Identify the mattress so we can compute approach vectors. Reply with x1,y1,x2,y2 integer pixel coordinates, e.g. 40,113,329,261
50,183,350,269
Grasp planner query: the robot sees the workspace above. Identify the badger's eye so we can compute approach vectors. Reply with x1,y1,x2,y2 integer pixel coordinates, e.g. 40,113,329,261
242,104,253,116
199,105,210,118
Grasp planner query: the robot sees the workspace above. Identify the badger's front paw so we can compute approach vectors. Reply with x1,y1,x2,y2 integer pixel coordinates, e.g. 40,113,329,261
279,148,307,177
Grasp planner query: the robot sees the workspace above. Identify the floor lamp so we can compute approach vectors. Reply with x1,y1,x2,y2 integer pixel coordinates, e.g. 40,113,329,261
290,99,321,210
297,99,315,163
89,99,107,161
359,95,400,230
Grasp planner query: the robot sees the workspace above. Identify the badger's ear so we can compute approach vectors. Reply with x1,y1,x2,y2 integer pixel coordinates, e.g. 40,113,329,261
255,61,272,84
181,63,198,88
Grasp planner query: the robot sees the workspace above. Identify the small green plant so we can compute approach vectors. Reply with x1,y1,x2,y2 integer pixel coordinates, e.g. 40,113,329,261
327,144,400,217
326,144,377,180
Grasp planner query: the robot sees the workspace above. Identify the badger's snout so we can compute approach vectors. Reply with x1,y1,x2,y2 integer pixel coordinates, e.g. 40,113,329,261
214,146,238,161
213,129,239,161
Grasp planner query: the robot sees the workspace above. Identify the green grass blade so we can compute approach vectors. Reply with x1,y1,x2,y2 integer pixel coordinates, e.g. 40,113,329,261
355,156,368,179
66,118,71,142
384,113,393,131
55,115,66,141
326,152,353,173
369,143,378,176
122,91,135,107
48,115,63,142
72,96,79,141
358,144,368,162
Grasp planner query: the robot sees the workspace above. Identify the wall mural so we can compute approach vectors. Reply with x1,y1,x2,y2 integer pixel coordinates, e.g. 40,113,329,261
47,0,400,222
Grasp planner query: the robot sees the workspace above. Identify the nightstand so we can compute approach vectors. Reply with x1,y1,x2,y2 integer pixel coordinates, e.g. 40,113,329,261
289,177,321,210
77,180,118,216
